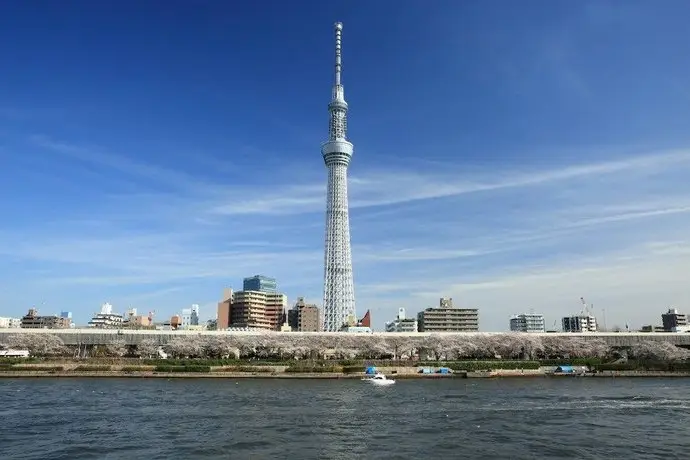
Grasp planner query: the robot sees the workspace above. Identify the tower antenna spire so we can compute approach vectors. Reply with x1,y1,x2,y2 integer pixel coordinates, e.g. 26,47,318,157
334,22,343,86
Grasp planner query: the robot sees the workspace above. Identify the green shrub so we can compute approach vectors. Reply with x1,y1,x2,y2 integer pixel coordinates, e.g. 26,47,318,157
154,365,210,373
0,365,65,372
539,358,603,366
285,365,342,373
446,361,540,371
142,358,289,367
0,358,40,364
73,365,111,372
342,365,364,374
213,366,273,373
121,366,151,372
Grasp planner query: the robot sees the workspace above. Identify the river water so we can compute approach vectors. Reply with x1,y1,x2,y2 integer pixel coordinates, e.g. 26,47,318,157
1,377,688,459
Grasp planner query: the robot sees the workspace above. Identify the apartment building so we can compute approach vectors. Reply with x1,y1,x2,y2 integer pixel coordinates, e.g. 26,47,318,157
417,298,479,332
230,290,287,331
0,317,21,328
287,297,321,332
509,313,545,333
20,308,71,329
385,308,418,332
562,315,597,332
662,308,688,332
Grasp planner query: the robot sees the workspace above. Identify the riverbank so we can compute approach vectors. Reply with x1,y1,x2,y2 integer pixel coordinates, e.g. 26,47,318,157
5,359,690,379
4,369,690,379
0,370,459,379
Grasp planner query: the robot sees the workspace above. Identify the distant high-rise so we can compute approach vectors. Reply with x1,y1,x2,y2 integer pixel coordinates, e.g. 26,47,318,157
417,298,479,332
217,289,233,330
661,308,688,332
322,22,356,332
562,315,597,332
243,275,277,293
385,308,418,333
181,304,200,328
231,290,287,331
288,297,321,332
509,314,545,333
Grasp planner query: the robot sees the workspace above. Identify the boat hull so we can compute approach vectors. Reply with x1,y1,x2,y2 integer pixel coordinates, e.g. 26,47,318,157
368,380,395,386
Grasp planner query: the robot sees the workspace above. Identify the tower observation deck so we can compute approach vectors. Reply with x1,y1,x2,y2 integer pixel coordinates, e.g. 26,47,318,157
321,21,356,332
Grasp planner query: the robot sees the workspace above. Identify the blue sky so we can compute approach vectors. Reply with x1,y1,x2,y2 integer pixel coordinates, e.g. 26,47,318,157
1,0,690,331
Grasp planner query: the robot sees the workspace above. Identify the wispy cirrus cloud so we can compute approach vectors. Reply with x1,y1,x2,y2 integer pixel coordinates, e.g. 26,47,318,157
4,1,690,332
206,148,690,216
3,135,690,330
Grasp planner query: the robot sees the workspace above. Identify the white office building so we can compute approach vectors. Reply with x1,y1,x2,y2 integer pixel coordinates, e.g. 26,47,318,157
88,303,124,329
0,317,21,328
509,314,545,333
181,304,200,329
385,308,418,333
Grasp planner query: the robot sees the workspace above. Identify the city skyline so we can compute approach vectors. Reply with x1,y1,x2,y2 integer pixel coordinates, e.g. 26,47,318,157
1,2,690,331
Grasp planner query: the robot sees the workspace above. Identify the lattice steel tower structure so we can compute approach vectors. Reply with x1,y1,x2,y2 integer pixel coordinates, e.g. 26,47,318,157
321,21,356,332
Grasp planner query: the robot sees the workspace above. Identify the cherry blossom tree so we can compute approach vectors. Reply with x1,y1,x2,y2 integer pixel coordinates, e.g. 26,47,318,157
105,339,128,357
4,333,67,357
163,336,204,358
202,336,237,359
136,338,159,358
383,336,419,360
629,341,690,361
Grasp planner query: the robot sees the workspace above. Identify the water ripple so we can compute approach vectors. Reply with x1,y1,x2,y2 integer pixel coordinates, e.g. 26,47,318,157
1,378,689,459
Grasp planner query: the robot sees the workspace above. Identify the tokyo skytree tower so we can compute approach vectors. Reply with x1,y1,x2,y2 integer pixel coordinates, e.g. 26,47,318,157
321,22,356,332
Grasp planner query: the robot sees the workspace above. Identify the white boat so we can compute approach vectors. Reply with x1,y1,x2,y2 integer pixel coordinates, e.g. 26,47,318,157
362,373,396,386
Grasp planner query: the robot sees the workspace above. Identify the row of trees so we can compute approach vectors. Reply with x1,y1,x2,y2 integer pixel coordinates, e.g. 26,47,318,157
2,332,690,362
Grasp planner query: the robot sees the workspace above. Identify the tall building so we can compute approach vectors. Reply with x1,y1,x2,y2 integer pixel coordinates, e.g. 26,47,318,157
417,298,479,332
243,275,277,293
562,315,597,332
385,308,418,333
661,308,688,332
509,314,545,333
287,297,321,332
223,289,287,331
322,22,356,332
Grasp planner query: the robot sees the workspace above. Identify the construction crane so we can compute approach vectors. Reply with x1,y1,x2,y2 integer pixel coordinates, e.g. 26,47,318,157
579,297,590,316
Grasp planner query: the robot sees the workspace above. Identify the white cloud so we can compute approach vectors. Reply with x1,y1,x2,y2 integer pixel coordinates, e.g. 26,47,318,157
4,138,690,330
206,148,690,215
360,240,690,331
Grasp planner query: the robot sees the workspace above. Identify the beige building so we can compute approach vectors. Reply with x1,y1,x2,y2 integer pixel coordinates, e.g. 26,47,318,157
20,308,71,329
231,290,286,331
123,315,153,328
288,297,321,332
217,288,233,330
216,288,287,331
417,297,479,332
